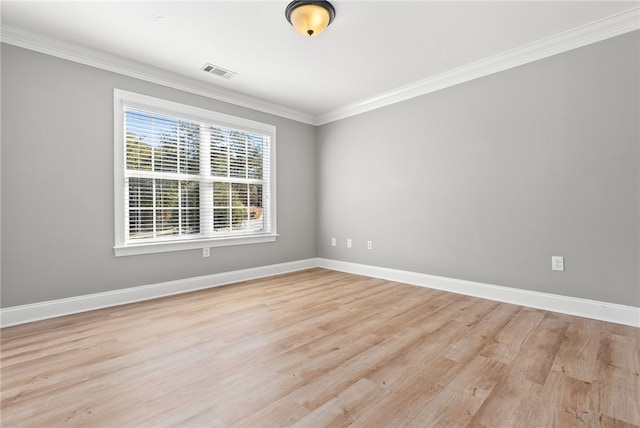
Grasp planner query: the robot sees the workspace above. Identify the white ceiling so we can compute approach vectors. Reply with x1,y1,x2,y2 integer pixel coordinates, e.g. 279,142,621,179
2,1,638,123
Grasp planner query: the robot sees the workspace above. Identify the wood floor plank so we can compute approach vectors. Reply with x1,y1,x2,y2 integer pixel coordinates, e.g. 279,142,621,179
289,378,379,428
443,302,521,363
348,356,459,428
551,317,602,382
2,268,638,427
479,307,546,364
234,396,309,428
528,370,596,427
405,356,504,427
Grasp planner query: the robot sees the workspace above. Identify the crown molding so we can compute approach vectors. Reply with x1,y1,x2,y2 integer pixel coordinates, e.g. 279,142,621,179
2,7,638,127
315,7,640,125
0,24,317,126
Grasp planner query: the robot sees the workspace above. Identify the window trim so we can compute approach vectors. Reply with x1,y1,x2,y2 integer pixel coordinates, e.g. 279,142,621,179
113,89,277,257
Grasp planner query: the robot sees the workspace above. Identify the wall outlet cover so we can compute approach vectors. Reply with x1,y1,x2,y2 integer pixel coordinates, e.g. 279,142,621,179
552,256,564,271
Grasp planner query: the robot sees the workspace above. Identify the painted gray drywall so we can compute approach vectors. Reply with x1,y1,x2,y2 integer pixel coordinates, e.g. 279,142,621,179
1,43,317,307
2,31,639,310
317,31,640,306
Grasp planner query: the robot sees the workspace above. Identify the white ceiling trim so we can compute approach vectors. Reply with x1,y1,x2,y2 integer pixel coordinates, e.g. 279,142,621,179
316,7,640,125
0,24,317,125
1,7,638,127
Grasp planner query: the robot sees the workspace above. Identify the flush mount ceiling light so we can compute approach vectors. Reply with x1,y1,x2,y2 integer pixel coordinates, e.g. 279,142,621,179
285,1,336,37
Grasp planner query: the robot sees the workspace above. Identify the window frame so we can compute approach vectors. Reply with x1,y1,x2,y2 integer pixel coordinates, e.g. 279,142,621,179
113,89,277,257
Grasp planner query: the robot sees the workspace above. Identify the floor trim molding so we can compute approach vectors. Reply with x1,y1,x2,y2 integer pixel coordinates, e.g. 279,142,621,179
0,258,317,328
318,258,640,328
2,258,638,328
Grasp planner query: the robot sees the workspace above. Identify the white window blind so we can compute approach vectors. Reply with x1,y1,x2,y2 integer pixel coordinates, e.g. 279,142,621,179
114,90,276,256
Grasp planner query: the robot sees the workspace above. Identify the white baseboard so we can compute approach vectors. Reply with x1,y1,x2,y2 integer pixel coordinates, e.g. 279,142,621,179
0,258,317,328
318,258,640,328
2,257,638,328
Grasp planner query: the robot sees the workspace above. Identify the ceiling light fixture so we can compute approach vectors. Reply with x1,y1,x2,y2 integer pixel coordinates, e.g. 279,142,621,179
285,1,335,37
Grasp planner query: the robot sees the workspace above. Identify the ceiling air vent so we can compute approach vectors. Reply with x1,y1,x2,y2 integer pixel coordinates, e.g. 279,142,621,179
201,63,237,79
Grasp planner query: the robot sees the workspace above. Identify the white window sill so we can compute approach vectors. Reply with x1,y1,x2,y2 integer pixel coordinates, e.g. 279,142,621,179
114,234,278,257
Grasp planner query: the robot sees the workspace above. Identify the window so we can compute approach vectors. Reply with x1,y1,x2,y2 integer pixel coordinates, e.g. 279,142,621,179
114,90,276,256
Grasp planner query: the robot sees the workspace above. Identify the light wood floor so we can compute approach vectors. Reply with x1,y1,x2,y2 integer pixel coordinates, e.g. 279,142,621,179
1,268,639,427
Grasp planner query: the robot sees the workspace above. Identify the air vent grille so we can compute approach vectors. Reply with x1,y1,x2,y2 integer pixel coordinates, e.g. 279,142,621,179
201,63,237,79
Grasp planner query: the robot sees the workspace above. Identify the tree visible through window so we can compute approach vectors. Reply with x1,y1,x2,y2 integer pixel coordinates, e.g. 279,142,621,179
210,127,265,233
126,112,202,240
114,90,276,256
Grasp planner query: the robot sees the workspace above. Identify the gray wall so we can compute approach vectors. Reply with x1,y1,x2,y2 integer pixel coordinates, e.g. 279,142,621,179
317,31,640,306
1,44,317,307
2,31,639,309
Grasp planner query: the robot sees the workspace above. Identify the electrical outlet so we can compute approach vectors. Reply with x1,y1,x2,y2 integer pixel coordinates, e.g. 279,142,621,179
203,247,210,258
552,256,564,271
331,237,336,246
347,238,352,248
367,240,373,250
